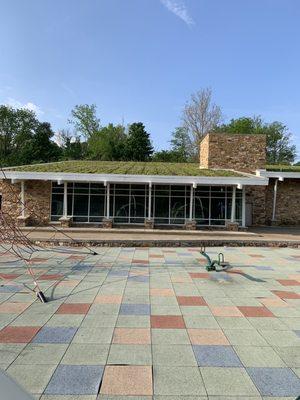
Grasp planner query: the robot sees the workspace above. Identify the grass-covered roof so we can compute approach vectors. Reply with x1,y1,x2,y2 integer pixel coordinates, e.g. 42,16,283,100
266,164,300,172
9,160,244,177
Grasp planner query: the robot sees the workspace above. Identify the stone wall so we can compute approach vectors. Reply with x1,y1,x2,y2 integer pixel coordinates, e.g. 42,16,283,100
1,180,51,225
246,186,267,226
266,179,300,225
199,133,266,173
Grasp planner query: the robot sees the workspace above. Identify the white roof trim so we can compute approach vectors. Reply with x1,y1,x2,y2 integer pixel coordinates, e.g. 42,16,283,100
0,170,269,186
257,169,300,179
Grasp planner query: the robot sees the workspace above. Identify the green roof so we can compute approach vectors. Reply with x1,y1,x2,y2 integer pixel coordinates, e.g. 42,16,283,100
266,164,300,173
9,161,243,177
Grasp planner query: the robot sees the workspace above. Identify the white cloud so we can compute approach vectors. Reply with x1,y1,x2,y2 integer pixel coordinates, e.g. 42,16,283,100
5,98,44,116
160,0,194,26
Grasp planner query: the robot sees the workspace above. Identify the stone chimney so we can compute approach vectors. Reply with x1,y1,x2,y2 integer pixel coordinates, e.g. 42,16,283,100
199,132,266,173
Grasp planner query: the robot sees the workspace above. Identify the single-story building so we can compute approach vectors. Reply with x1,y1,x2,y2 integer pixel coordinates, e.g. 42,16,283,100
0,132,299,230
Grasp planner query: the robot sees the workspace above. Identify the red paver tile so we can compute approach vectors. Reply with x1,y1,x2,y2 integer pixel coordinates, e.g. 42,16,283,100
29,258,49,263
56,303,91,314
188,329,229,345
94,295,123,304
0,302,30,314
132,260,149,264
150,288,174,297
210,306,243,317
272,290,300,299
113,328,151,344
277,279,300,286
238,306,274,317
259,297,289,308
0,326,40,343
150,315,185,329
0,273,20,280
39,274,63,280
177,296,207,306
189,272,210,279
101,366,153,395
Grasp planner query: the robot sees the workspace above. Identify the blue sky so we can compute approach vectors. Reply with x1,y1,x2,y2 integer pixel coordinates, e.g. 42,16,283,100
0,0,299,158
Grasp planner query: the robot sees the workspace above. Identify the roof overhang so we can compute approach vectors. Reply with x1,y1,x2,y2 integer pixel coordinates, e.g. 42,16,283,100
0,170,269,186
257,169,300,181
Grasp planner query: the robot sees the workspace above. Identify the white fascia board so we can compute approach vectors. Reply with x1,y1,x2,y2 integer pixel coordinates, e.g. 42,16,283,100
257,169,300,179
0,171,269,186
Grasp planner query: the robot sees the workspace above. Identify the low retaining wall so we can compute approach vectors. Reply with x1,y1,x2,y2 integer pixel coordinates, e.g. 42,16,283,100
30,238,300,248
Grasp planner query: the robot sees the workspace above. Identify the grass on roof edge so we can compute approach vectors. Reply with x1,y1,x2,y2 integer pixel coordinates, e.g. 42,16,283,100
8,160,243,177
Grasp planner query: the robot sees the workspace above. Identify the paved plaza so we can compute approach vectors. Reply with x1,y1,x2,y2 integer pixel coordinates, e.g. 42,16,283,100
0,246,300,399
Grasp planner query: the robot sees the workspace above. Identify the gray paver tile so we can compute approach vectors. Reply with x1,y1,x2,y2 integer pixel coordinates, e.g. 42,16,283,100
72,327,114,344
151,328,190,344
184,316,219,329
14,343,68,365
224,329,268,346
153,366,206,395
107,344,152,365
62,343,109,365
258,329,300,347
234,346,286,367
153,344,197,366
7,363,57,394
200,367,260,396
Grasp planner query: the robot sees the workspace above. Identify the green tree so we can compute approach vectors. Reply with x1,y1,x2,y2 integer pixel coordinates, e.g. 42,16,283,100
152,149,182,162
0,105,38,165
125,122,153,161
170,126,195,161
29,122,62,163
58,129,85,160
214,117,297,164
88,123,127,160
69,104,101,140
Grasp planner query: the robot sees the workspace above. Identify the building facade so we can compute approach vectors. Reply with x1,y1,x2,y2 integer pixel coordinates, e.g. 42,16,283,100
0,132,299,229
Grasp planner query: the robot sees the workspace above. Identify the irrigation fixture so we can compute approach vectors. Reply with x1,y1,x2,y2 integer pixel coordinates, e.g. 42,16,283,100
199,246,230,271
0,164,98,303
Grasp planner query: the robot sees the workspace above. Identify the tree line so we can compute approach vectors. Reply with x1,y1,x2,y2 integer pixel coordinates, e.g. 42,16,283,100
0,88,297,167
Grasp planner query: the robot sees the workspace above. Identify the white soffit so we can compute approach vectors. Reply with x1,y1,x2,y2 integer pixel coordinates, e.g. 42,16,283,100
0,170,269,186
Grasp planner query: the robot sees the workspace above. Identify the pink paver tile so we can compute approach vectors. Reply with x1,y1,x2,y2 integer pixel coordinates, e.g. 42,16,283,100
171,275,192,283
259,297,289,308
277,279,300,286
113,328,151,344
129,270,149,276
101,366,153,395
0,273,20,280
189,272,210,279
56,303,91,314
288,274,300,280
238,306,274,317
0,302,30,314
177,296,207,306
94,295,123,304
188,329,229,345
272,290,300,299
150,288,174,297
0,326,40,343
39,274,63,280
150,315,185,329
210,306,243,317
